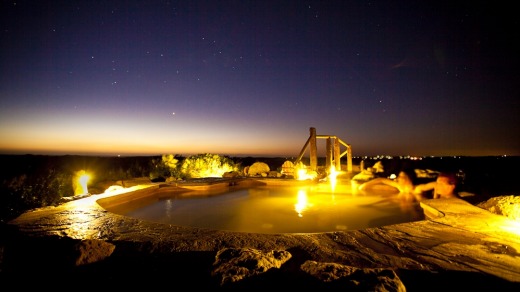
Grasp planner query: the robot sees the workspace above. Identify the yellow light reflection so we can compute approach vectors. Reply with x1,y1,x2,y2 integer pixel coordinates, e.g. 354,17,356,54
62,184,153,237
329,166,337,186
328,166,342,192
103,184,148,195
294,189,309,217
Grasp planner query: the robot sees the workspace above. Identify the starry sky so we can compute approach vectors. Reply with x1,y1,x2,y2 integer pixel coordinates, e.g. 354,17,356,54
1,0,518,157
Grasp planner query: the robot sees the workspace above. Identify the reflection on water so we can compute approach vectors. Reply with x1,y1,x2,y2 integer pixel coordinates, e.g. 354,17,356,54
111,185,425,234
295,190,309,217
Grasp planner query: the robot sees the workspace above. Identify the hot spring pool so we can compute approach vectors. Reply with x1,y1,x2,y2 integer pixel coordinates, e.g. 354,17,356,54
102,182,425,234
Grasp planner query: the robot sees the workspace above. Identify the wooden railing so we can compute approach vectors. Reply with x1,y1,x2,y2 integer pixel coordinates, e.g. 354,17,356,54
294,127,352,173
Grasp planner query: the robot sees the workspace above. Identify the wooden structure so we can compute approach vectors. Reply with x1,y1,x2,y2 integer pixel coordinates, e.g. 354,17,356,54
294,127,352,173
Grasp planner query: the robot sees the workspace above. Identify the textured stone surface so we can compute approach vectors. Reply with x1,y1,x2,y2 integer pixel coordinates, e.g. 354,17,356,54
73,239,116,266
301,260,406,292
212,247,292,285
247,162,270,176
478,195,520,221
2,184,520,290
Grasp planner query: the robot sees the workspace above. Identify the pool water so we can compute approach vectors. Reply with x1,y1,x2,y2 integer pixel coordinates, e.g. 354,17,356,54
110,185,425,234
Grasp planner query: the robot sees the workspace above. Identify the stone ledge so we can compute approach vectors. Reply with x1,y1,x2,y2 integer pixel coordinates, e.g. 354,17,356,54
3,185,520,290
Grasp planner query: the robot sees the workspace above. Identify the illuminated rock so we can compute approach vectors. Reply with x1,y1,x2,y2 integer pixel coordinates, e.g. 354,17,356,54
372,161,385,173
73,239,116,266
212,247,292,286
247,162,270,176
300,260,406,291
281,160,295,177
477,195,520,221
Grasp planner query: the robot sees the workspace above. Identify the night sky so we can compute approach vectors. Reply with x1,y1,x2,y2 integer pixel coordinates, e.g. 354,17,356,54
1,1,518,157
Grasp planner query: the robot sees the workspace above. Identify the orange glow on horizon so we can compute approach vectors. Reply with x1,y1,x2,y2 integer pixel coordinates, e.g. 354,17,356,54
0,142,301,157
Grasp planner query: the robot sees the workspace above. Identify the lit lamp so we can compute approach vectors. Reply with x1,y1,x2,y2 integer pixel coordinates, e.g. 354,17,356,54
73,170,91,196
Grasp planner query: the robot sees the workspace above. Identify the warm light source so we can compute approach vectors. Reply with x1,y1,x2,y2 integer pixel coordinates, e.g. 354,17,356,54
294,162,318,181
73,170,91,195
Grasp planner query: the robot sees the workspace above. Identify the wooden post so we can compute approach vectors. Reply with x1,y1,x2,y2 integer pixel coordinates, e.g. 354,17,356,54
347,145,352,172
326,137,332,170
297,127,352,173
334,138,341,171
310,127,317,171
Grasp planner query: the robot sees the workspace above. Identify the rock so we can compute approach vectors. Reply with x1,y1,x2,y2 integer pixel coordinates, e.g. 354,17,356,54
210,246,406,290
222,171,241,178
267,171,281,178
73,239,116,266
247,162,270,176
300,260,406,292
372,161,385,173
351,169,375,182
281,160,295,177
212,247,292,286
2,237,116,272
59,193,91,203
477,195,520,221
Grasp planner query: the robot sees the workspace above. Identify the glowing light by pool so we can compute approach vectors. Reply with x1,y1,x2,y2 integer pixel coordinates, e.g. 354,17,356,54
73,170,91,195
294,163,318,181
78,174,90,192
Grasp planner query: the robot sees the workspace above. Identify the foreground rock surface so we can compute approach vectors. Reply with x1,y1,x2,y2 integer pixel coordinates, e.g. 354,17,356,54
1,183,520,291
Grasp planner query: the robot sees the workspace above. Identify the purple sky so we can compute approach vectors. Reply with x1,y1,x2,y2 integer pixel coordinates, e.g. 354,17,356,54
1,0,518,157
